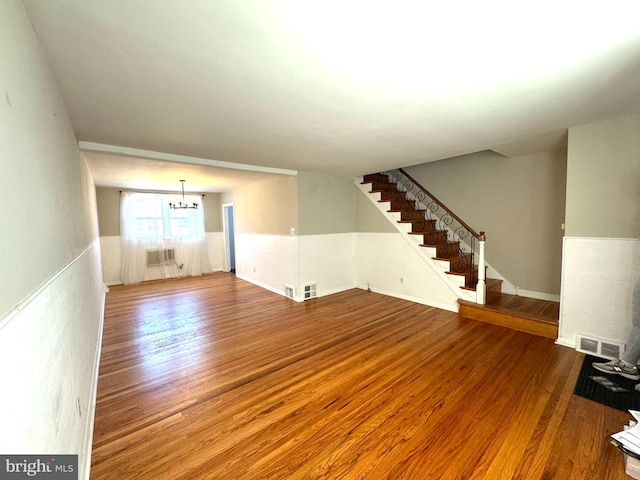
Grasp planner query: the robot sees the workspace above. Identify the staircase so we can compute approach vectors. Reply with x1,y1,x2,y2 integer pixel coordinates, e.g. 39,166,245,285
358,171,559,339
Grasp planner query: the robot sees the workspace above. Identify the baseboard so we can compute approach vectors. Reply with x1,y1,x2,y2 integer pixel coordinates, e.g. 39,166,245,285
82,289,106,480
317,284,358,299
555,335,576,349
515,288,560,302
357,285,459,313
235,274,294,300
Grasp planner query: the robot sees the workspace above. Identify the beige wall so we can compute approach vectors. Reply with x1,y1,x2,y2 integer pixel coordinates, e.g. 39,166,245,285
221,175,298,235
203,194,222,232
95,187,120,236
405,148,567,295
95,187,222,236
565,114,640,238
355,186,396,233
1,0,99,316
297,171,356,235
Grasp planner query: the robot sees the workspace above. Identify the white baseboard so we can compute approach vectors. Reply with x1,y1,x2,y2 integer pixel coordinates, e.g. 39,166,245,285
235,274,292,300
83,290,106,480
515,288,560,302
555,335,576,349
357,285,459,313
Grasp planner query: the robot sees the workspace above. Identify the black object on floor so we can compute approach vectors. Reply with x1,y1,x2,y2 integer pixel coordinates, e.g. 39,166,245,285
574,355,640,412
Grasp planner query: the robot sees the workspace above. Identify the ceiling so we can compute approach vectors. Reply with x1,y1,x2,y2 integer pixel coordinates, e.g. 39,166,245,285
81,150,287,193
23,1,640,191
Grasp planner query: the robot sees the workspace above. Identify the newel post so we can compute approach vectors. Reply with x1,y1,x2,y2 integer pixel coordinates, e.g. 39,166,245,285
476,231,486,305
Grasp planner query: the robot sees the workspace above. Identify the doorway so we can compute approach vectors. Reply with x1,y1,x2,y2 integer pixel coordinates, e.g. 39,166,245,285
222,203,236,274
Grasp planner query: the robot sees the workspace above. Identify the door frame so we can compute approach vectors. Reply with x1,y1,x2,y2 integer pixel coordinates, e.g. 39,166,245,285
222,203,236,273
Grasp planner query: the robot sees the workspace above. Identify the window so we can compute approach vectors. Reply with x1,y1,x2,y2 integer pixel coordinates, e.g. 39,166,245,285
131,193,198,240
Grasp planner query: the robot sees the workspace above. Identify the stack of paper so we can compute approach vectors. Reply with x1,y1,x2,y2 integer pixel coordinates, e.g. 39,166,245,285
611,410,640,459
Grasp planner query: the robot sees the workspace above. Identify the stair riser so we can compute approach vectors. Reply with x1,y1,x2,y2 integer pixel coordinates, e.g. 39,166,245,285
434,243,462,259
387,199,416,211
379,190,407,202
414,231,449,244
458,304,558,339
410,220,438,233
369,183,399,193
399,210,427,221
363,174,389,183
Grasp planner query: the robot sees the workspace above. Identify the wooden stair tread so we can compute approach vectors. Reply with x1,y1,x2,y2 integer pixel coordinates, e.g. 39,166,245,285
459,300,558,325
458,293,559,339
478,293,557,322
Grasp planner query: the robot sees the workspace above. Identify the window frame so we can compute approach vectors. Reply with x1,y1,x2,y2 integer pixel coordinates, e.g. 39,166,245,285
131,192,197,240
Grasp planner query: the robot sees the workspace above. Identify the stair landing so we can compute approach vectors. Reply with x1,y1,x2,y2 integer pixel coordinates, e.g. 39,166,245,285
458,293,559,339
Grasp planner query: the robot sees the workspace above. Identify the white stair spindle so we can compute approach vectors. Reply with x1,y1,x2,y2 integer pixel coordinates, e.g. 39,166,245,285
476,232,486,305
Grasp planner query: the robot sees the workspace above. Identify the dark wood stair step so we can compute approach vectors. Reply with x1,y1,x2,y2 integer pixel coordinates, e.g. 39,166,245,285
369,183,400,193
378,190,408,202
362,175,396,192
400,218,438,232
460,276,501,296
381,199,416,211
412,231,451,248
425,241,462,259
392,209,428,221
362,173,389,183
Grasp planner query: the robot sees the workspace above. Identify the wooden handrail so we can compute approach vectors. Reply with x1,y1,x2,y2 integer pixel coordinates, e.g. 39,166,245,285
398,168,481,239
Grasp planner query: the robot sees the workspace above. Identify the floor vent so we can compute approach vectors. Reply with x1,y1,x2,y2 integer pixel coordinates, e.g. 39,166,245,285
303,283,317,300
285,285,294,299
576,334,624,360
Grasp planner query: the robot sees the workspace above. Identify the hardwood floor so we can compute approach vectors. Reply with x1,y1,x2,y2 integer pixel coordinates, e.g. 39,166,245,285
91,273,629,479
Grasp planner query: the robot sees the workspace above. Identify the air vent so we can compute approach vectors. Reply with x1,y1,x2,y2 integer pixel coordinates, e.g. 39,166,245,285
576,334,624,360
285,285,294,299
601,342,621,359
303,283,317,300
579,337,598,354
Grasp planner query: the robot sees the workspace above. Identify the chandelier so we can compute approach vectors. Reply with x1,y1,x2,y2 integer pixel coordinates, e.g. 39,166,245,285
169,180,199,210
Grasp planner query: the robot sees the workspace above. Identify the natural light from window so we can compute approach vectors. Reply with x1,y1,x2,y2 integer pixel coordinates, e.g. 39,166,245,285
132,193,197,240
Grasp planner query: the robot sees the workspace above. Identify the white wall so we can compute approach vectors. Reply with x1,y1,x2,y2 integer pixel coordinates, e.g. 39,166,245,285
559,238,640,349
299,233,356,298
0,241,104,473
100,236,121,285
234,233,359,302
0,2,104,479
234,233,299,297
356,233,460,312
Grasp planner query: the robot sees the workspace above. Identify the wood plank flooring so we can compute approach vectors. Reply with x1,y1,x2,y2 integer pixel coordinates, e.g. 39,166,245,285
91,273,630,479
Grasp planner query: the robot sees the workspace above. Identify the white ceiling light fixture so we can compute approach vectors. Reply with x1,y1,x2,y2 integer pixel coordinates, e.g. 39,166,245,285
169,180,198,210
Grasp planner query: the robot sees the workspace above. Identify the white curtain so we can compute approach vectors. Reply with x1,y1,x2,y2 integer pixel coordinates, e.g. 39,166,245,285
120,191,213,285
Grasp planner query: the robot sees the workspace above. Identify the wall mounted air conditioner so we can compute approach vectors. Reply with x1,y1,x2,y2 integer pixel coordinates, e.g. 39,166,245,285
146,248,176,267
